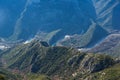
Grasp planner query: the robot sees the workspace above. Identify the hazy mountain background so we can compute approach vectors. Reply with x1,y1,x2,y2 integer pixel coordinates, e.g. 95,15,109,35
0,0,120,45
0,0,120,56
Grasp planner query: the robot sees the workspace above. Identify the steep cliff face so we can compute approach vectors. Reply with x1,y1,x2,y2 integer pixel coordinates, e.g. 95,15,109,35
13,0,120,45
92,0,120,31
11,0,96,41
0,0,26,37
58,21,108,48
0,0,120,48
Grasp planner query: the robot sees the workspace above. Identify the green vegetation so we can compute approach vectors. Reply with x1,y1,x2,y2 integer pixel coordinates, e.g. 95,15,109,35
87,64,120,80
0,74,5,80
0,68,23,80
34,29,61,44
0,40,116,80
0,40,119,80
27,74,51,80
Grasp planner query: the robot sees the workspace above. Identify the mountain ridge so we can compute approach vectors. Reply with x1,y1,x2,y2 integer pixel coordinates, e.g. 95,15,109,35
0,40,118,80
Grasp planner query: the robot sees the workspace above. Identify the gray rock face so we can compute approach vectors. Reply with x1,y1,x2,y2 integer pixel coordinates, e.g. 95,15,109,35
68,53,114,73
92,0,120,31
80,54,114,73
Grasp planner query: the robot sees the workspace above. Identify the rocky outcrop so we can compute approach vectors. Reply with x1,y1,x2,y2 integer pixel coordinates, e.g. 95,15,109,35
80,54,114,73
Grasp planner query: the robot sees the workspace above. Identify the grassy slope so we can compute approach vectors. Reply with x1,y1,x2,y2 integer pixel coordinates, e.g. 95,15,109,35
0,68,22,80
27,74,51,80
86,64,120,80
0,40,116,80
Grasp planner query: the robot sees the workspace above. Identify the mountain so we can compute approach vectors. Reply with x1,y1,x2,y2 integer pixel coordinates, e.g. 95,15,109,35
92,0,120,31
0,0,120,80
0,40,119,80
57,21,108,48
88,34,120,58
0,0,120,49
0,0,26,38
10,0,96,42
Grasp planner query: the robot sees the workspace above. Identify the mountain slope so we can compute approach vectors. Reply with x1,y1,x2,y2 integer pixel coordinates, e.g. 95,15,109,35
88,34,120,58
86,64,120,80
58,21,108,48
0,68,22,80
10,0,96,42
0,40,116,80
0,0,120,49
0,0,26,37
92,0,120,31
